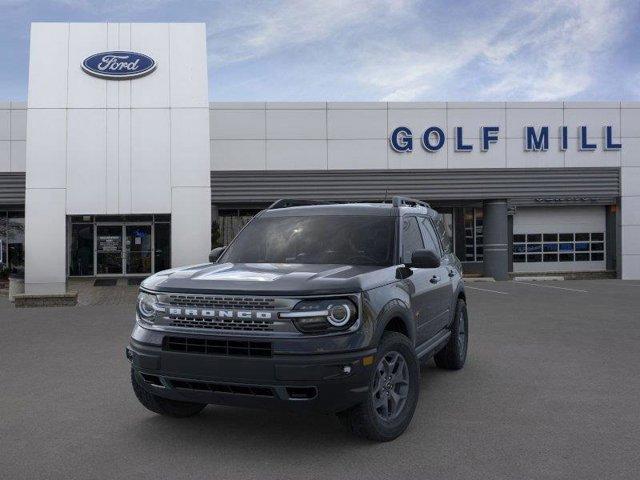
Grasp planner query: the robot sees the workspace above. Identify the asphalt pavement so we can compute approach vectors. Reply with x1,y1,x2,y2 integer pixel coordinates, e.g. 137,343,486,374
1,279,639,480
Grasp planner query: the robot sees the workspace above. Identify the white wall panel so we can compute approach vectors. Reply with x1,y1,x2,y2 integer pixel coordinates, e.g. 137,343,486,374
24,188,66,294
118,109,132,213
506,108,563,138
266,109,326,139
327,109,386,139
25,109,67,189
447,108,506,139
621,195,640,226
131,23,170,108
106,23,119,108
621,108,640,138
210,109,265,139
105,109,119,213
118,23,132,109
446,138,506,169
67,23,107,109
506,138,565,168
328,140,387,169
171,108,211,186
266,140,327,170
171,186,211,267
130,108,171,212
388,145,445,170
0,141,9,171
211,140,265,170
621,138,640,167
10,109,27,140
621,225,640,255
564,107,620,138
10,141,26,172
66,109,107,214
28,23,68,108
387,108,447,138
564,144,620,167
169,23,208,108
0,110,9,140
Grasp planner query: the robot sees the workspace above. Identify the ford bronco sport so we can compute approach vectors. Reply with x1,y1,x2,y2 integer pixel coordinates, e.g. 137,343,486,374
127,197,468,441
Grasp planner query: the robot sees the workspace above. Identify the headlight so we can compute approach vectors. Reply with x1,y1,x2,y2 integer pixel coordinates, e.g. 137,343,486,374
137,291,158,324
281,298,358,334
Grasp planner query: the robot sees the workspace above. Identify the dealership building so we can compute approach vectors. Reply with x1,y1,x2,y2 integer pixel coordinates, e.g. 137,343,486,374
1,22,640,296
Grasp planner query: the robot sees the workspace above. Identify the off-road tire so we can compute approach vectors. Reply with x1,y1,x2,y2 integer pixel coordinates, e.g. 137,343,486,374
131,369,207,418
337,332,419,442
434,299,468,370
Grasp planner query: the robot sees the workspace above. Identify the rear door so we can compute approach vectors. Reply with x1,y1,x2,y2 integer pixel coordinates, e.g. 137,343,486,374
418,216,453,333
401,216,442,345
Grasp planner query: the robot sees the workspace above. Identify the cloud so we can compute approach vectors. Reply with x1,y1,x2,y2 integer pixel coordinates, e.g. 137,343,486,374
207,0,413,66
357,0,629,101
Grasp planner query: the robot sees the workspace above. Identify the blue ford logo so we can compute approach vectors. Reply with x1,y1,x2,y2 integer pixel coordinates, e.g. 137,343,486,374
82,51,156,80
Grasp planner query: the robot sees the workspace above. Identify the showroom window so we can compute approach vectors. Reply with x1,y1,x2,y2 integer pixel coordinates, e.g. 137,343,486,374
463,208,483,262
0,211,25,276
513,233,605,263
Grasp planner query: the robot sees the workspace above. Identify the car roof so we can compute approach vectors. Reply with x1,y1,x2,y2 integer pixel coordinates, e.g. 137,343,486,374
260,202,437,218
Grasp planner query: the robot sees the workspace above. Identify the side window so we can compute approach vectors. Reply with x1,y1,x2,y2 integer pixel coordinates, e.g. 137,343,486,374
433,214,452,254
402,217,424,264
418,217,442,256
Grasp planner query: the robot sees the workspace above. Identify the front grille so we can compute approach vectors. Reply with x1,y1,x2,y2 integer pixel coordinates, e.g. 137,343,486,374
168,316,274,332
168,379,275,397
168,294,276,310
163,336,272,357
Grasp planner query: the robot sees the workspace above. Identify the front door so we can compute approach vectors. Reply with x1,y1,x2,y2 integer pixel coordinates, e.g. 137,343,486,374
96,225,124,275
125,225,152,275
95,224,153,276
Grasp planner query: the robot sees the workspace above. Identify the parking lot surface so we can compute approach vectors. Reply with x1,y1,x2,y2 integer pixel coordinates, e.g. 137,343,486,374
1,280,640,480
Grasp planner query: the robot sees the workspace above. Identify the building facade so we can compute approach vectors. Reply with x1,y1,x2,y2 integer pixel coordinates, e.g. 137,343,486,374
0,22,639,294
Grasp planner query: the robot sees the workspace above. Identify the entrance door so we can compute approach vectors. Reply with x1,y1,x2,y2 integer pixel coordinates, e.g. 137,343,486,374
96,225,124,275
125,225,153,275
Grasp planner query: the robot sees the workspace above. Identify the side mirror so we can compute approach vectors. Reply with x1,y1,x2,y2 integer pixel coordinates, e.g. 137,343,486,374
209,246,226,263
410,249,441,269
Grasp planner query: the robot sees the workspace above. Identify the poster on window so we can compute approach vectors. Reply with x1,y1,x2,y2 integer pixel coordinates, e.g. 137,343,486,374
98,235,121,252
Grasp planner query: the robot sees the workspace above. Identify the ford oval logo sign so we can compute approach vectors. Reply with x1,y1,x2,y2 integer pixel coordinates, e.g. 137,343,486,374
82,51,156,80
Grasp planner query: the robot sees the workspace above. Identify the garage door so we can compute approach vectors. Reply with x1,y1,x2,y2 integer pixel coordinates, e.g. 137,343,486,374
513,206,606,273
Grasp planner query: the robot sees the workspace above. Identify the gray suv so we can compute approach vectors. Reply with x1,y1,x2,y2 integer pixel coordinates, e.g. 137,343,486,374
127,197,468,441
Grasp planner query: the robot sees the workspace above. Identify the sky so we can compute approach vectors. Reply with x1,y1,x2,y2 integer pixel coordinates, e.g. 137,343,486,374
1,0,639,102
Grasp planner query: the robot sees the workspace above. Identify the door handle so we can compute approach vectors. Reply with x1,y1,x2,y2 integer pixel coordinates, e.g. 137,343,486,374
430,275,440,284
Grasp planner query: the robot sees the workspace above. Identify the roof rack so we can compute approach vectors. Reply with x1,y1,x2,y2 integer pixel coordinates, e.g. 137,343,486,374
267,199,335,210
391,196,431,209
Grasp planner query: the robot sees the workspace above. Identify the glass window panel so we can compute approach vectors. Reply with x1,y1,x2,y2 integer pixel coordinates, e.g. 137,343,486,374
559,253,574,262
402,217,425,264
575,242,589,251
575,253,590,261
527,254,542,262
559,233,573,241
543,243,558,252
527,244,542,252
513,234,525,243
591,233,604,241
575,233,589,241
559,243,573,252
543,233,558,241
543,253,558,262
69,224,94,276
513,244,526,253
7,213,24,274
513,254,526,263
591,242,604,251
527,234,542,242
154,223,171,272
591,252,604,261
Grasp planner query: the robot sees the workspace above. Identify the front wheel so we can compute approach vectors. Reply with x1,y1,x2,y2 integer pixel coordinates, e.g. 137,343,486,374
434,298,468,370
338,332,419,442
131,369,206,418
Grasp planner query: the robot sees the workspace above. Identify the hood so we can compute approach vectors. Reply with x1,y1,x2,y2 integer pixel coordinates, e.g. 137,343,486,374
141,262,397,296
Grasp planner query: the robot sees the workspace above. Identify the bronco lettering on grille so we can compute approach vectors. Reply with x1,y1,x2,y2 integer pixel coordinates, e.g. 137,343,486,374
167,307,273,320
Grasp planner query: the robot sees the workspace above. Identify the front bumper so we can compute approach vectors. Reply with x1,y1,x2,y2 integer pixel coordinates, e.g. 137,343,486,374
127,336,376,414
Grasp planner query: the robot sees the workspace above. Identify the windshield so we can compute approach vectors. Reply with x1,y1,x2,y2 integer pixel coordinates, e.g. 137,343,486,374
220,215,396,266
